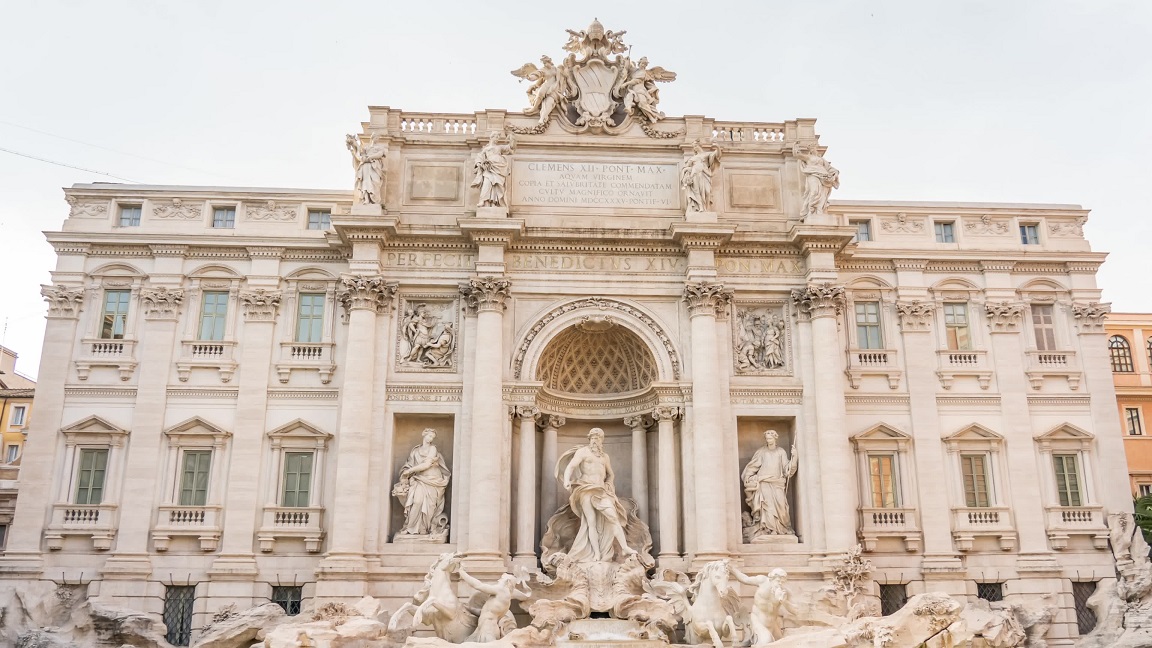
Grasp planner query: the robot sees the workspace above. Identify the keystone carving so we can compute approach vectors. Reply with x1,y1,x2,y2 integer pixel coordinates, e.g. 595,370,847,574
239,289,282,321
791,283,845,319
41,284,85,318
1072,301,1110,333
460,277,511,313
140,287,184,320
337,275,398,315
683,281,732,318
984,301,1025,332
895,301,934,332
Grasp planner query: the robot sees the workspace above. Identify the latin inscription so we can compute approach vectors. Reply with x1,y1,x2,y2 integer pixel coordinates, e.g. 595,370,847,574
510,254,685,273
717,258,804,275
384,252,476,269
513,161,679,209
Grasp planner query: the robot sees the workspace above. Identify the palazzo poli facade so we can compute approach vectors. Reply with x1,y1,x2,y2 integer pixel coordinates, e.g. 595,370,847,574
0,22,1130,646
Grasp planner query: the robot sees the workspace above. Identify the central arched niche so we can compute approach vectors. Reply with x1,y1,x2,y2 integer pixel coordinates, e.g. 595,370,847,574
535,318,659,395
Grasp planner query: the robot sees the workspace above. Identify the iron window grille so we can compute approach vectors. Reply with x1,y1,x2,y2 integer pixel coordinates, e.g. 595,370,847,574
163,585,195,646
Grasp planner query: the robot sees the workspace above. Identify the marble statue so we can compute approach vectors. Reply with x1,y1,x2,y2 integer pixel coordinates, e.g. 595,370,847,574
555,428,636,564
388,552,477,642
793,141,840,219
471,131,515,208
731,566,798,646
680,140,722,213
345,133,387,205
392,429,451,541
511,56,569,126
400,303,456,369
742,430,798,540
457,565,532,643
734,309,786,372
619,57,676,123
648,560,743,648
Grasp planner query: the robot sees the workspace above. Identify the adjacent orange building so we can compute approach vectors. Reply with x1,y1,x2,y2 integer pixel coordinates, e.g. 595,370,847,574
1107,314,1152,495
0,346,35,465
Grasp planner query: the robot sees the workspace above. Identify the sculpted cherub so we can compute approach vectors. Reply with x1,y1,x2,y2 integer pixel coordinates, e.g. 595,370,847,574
511,55,569,125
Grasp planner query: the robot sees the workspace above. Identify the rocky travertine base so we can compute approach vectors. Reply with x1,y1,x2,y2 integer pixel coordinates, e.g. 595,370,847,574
0,581,173,648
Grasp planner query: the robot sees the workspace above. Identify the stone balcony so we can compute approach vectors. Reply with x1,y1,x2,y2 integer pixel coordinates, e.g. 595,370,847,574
1024,350,1082,391
151,505,223,551
935,350,993,390
858,506,921,552
257,506,325,553
45,503,119,550
950,506,1017,551
75,338,137,381
176,341,238,383
1044,505,1108,550
275,342,336,384
845,349,902,390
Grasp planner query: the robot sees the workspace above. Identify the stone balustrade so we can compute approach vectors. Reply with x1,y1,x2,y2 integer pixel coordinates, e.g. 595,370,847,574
151,504,223,552
257,505,326,553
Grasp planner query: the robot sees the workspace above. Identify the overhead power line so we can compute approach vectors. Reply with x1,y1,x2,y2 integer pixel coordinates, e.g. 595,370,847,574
0,145,143,183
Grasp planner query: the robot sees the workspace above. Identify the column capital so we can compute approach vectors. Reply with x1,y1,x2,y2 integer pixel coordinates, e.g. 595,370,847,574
984,301,1025,333
41,284,85,319
337,274,398,315
623,415,651,430
515,405,541,421
543,414,566,430
460,276,511,314
651,406,684,421
1071,301,1110,333
791,282,845,320
239,289,282,322
140,287,184,320
683,281,732,318
895,300,933,332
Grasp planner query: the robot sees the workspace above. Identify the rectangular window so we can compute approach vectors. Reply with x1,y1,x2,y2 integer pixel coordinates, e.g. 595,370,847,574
1031,304,1056,351
281,452,313,508
10,405,26,426
4,446,17,463
934,221,955,243
178,450,212,506
100,289,131,339
272,585,303,616
118,205,141,227
943,302,972,350
1054,453,1083,507
1128,408,1144,436
1140,484,1152,497
163,585,195,646
75,448,109,505
961,453,991,507
307,210,331,230
879,584,907,616
977,582,1004,602
0,523,7,550
852,220,871,242
868,454,898,508
1020,224,1040,245
212,207,236,228
198,291,229,341
295,294,325,343
855,301,883,350
1073,581,1098,635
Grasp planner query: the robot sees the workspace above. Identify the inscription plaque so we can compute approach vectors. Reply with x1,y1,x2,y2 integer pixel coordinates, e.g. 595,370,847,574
512,160,679,209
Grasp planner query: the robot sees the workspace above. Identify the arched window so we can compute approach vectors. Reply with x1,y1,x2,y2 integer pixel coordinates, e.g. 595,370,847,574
1110,335,1134,373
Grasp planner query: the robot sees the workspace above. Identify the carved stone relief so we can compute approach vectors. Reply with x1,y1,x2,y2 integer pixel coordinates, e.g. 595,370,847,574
732,303,789,374
337,275,398,315
396,297,460,371
791,282,845,319
153,198,204,220
239,289,282,321
984,301,1024,332
880,212,924,234
245,200,298,221
895,300,934,332
963,214,1009,235
1072,301,1109,333
1048,218,1086,238
392,428,451,542
140,287,184,319
65,196,107,219
42,284,85,318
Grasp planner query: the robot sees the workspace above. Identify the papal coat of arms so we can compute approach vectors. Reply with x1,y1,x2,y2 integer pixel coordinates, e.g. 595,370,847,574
510,19,678,136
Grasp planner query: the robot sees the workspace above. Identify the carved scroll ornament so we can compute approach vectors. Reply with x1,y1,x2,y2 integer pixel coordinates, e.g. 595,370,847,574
459,277,511,313
140,287,184,319
791,283,845,319
895,300,933,332
337,275,398,315
42,284,85,318
683,281,732,318
1072,301,1109,332
239,289,282,321
984,301,1025,332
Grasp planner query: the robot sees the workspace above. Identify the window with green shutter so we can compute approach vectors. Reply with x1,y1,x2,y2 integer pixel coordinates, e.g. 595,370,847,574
100,290,131,339
961,453,991,508
855,301,883,350
296,294,325,343
1054,454,1083,507
198,292,229,341
179,451,212,506
281,452,313,507
75,449,109,505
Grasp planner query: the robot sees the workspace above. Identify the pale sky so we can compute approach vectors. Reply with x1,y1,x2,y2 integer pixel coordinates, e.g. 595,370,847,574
2,1,1149,379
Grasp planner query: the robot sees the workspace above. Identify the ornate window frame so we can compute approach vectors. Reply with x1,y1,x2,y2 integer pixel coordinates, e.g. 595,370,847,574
930,280,992,390
77,264,146,382
45,416,129,550
177,266,243,383
843,278,901,389
1017,279,1081,390
258,419,332,553
151,417,231,551
276,269,339,384
851,424,920,552
942,423,1016,551
1034,423,1108,550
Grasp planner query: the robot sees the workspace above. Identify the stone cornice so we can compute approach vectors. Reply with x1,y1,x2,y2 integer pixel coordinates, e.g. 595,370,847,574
459,219,525,247
668,222,736,250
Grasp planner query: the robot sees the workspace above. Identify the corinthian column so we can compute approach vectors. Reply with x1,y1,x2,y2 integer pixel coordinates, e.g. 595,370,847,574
514,405,540,566
321,275,397,574
651,406,683,566
460,277,511,568
539,415,565,534
624,415,650,523
684,281,733,562
791,282,854,551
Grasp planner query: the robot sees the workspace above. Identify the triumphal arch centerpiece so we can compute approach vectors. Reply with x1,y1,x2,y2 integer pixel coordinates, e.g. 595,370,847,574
1,18,1138,648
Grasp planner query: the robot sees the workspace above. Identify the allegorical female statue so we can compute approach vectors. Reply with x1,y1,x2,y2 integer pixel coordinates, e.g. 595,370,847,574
346,132,387,205
393,428,451,541
793,141,840,219
680,140,722,212
471,131,515,208
741,429,798,540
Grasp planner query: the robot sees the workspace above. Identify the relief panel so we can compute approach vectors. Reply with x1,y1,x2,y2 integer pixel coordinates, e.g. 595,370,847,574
395,296,460,372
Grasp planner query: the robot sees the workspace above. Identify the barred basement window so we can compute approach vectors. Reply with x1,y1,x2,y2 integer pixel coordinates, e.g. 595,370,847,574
976,582,1003,602
879,583,907,616
1073,581,1098,635
163,585,195,646
272,585,303,616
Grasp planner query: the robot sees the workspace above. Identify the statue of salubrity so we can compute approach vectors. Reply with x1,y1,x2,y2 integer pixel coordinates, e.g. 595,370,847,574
392,428,451,542
742,429,799,543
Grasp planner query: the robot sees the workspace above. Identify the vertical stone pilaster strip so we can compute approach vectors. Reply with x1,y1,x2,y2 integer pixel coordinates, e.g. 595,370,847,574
624,415,650,524
652,406,682,566
513,405,540,564
539,415,565,536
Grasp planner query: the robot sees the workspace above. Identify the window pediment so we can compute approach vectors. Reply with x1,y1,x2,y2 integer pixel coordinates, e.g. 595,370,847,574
164,416,230,444
268,419,331,449
61,415,129,446
1036,423,1093,451
943,423,1003,450
852,424,911,451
